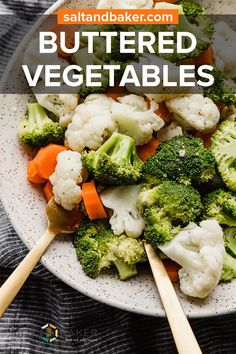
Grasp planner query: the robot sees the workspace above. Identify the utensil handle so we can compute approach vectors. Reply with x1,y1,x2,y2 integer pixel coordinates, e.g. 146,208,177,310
145,243,202,354
0,228,57,318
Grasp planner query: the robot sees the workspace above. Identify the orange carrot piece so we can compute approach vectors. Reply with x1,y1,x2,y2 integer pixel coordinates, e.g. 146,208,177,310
137,138,160,161
52,24,77,58
106,84,128,101
27,160,46,184
182,47,214,66
146,98,173,124
163,259,181,283
82,181,108,220
196,125,218,148
154,102,173,124
43,180,54,202
193,47,214,66
34,144,67,179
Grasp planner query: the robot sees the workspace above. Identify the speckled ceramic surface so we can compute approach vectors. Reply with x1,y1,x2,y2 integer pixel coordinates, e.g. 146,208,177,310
0,0,236,318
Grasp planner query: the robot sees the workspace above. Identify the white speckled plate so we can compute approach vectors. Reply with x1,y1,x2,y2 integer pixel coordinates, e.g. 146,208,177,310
0,0,236,318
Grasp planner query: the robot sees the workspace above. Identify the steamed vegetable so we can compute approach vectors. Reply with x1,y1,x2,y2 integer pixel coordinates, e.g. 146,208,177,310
82,133,143,186
18,103,65,147
31,144,67,179
159,220,225,298
165,95,220,133
82,181,108,220
211,120,236,192
111,95,164,146
100,185,145,238
35,93,78,128
203,189,236,227
137,138,161,161
65,94,117,153
203,68,236,107
49,150,85,210
142,136,216,185
74,217,147,280
137,181,203,246
154,2,214,62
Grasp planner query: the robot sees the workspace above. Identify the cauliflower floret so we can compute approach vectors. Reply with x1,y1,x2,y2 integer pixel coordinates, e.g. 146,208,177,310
100,185,145,238
49,151,84,210
157,121,183,142
145,94,186,103
35,93,78,127
65,94,117,152
213,22,236,80
159,220,225,298
111,94,164,145
165,94,220,133
97,0,153,9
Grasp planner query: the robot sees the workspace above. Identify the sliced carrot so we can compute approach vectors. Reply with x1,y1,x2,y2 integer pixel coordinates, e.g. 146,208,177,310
181,47,214,66
215,102,225,112
27,160,46,184
52,24,77,58
196,126,218,148
163,259,181,283
34,144,67,179
43,180,54,202
137,137,160,161
82,181,108,220
146,98,173,124
154,102,173,124
106,84,128,101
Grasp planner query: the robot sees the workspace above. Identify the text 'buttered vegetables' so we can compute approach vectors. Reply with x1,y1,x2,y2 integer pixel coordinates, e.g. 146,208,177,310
22,2,215,90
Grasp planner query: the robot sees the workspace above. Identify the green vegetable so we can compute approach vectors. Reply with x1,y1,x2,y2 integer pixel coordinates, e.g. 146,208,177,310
204,68,236,107
221,227,236,282
72,48,109,97
155,2,213,62
224,227,236,258
137,181,203,247
73,217,147,280
17,103,65,147
177,0,205,24
221,252,236,282
142,136,215,185
211,120,236,192
82,132,143,186
203,189,236,226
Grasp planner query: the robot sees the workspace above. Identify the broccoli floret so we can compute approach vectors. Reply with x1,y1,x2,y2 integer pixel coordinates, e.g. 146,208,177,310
221,252,236,282
204,68,236,107
82,133,143,186
74,217,146,280
156,2,213,62
203,189,236,226
137,181,203,247
224,227,236,257
72,48,109,97
17,103,65,147
142,136,215,185
177,0,204,23
211,120,236,192
221,227,236,281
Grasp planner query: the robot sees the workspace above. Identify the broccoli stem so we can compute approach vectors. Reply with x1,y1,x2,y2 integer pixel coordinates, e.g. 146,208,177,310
97,133,135,164
27,103,48,131
113,259,137,280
